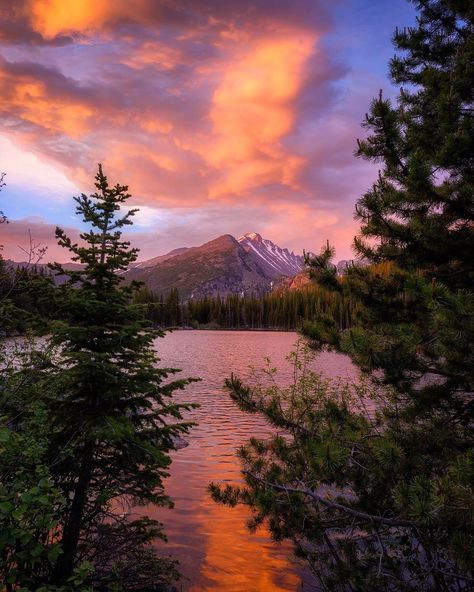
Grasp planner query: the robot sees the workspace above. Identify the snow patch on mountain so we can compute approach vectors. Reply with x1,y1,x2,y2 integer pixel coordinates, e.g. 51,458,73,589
237,232,305,278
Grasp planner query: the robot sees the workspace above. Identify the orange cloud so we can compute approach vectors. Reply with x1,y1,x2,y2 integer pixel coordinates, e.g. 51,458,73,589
0,55,98,143
0,0,371,262
28,0,128,38
198,34,316,197
121,41,183,71
13,83,93,138
0,29,318,206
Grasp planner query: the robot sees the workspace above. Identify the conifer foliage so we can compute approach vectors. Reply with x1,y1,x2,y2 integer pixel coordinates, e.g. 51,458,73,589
212,2,474,590
46,164,196,587
134,284,354,332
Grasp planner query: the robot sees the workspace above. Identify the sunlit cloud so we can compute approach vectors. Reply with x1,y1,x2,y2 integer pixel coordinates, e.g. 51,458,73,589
0,216,79,262
198,34,315,198
0,0,415,261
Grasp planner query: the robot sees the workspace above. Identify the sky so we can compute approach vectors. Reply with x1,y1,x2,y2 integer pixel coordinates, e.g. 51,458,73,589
0,0,416,263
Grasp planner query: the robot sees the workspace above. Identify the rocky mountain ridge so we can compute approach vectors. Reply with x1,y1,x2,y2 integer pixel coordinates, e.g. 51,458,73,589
237,232,304,278
124,232,363,299
124,234,274,299
6,233,363,297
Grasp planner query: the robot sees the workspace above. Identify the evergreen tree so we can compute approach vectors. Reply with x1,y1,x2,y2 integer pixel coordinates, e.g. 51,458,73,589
0,170,90,590
311,0,474,418
42,165,197,587
212,2,474,590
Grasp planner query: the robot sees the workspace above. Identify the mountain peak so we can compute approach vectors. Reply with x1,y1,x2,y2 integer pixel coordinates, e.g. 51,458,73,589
125,232,307,297
240,231,263,242
237,232,304,278
209,234,239,247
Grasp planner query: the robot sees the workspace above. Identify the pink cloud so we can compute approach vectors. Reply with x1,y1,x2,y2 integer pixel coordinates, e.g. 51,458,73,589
0,0,376,261
0,217,79,262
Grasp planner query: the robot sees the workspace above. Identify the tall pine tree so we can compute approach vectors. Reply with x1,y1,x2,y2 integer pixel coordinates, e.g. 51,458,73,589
212,2,474,590
45,165,196,587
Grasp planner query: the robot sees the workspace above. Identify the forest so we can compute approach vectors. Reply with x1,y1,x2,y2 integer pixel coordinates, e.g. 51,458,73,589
133,285,354,331
0,263,354,333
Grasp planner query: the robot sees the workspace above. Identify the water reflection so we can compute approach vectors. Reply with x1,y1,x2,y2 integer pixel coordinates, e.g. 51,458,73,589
145,330,357,591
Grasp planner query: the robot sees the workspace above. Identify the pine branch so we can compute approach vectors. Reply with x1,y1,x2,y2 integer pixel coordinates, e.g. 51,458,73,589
245,472,416,529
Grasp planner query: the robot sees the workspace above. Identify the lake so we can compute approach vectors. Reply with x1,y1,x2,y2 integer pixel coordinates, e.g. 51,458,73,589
144,330,358,592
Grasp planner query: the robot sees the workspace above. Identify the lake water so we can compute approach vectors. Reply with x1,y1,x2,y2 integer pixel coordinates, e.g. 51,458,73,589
144,330,358,592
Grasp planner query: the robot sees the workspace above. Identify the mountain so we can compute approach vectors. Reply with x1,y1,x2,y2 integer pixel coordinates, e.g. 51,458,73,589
124,232,367,299
123,247,190,274
273,269,312,292
7,234,366,297
237,232,304,278
124,234,277,299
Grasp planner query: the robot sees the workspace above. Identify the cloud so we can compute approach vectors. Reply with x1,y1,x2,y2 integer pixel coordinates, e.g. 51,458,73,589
24,0,335,39
196,34,316,199
0,1,74,46
0,0,378,261
0,216,79,262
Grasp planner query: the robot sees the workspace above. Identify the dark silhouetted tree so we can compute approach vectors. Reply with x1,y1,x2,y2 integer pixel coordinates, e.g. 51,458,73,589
47,165,197,587
212,2,474,590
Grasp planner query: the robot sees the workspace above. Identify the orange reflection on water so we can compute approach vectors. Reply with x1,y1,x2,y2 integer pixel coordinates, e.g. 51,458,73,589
146,448,306,592
140,331,356,591
188,507,303,592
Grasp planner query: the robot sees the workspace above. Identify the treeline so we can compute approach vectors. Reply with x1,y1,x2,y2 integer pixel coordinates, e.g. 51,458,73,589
133,285,354,330
1,260,354,334
0,260,57,334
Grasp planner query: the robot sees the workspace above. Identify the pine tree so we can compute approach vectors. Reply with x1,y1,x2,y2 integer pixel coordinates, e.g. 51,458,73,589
0,173,89,590
212,2,474,590
312,0,474,418
45,165,196,587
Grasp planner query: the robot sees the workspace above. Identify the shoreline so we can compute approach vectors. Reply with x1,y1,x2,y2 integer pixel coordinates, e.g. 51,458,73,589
162,326,298,333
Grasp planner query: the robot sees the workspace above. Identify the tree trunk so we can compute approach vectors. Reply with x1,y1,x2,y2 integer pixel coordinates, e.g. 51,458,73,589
52,442,94,585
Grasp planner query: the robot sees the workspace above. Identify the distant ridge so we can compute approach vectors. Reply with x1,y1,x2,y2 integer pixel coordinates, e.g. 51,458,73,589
123,247,190,274
124,232,306,299
124,234,271,299
122,232,365,298
7,233,363,296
